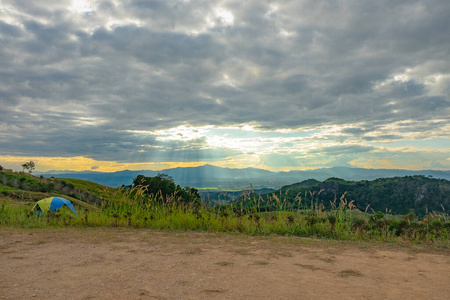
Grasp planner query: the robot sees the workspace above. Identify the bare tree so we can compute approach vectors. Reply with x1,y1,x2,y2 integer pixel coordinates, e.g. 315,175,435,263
21,161,35,173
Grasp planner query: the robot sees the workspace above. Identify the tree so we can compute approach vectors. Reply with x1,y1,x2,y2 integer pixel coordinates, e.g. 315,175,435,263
132,173,200,204
0,165,3,171
21,161,35,173
182,186,201,203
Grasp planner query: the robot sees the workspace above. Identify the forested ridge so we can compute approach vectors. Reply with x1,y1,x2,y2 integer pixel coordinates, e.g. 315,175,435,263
246,176,449,217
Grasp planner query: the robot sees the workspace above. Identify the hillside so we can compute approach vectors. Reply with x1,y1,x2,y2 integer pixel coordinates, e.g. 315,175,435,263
243,176,450,217
0,170,120,210
3,170,450,246
3,170,450,218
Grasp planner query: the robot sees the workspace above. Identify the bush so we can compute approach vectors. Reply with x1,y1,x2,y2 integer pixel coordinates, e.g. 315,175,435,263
395,219,409,236
388,219,398,232
352,218,368,231
132,174,200,204
430,219,443,230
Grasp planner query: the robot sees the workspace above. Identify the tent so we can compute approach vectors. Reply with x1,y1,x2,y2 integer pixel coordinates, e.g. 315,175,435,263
32,197,78,216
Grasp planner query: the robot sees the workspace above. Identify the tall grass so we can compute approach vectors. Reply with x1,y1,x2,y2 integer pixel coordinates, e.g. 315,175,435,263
1,186,449,245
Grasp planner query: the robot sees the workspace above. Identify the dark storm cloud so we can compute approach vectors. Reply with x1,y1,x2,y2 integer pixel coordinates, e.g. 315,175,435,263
0,118,233,163
0,20,22,37
1,0,449,161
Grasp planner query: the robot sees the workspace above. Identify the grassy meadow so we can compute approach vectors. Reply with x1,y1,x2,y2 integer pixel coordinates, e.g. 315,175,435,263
1,171,449,247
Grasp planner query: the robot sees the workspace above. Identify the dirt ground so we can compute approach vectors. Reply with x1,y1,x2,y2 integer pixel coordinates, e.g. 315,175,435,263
1,228,449,300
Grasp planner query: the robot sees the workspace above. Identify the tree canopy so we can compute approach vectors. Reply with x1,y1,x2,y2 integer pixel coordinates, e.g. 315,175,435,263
237,175,450,217
132,173,200,204
21,161,35,173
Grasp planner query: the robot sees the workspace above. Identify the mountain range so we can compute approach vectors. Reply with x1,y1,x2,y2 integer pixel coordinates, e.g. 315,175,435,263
37,165,450,190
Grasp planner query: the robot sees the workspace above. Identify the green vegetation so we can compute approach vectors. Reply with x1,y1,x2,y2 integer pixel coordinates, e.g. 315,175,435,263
132,173,200,204
0,170,118,205
236,176,450,218
0,170,449,246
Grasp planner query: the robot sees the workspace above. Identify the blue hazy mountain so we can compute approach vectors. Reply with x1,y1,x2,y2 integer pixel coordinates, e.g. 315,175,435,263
37,164,450,189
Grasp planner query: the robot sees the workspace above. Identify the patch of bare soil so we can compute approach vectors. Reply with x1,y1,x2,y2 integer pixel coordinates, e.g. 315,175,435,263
1,228,449,300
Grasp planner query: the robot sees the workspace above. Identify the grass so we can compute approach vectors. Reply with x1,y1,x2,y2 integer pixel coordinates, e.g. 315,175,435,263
294,264,321,271
253,260,269,265
182,248,203,255
339,269,363,277
235,248,253,255
202,289,226,294
215,261,234,266
1,183,449,247
57,178,122,202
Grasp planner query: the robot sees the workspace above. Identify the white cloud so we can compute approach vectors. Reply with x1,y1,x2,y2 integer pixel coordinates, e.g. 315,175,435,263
0,0,449,171
70,0,94,14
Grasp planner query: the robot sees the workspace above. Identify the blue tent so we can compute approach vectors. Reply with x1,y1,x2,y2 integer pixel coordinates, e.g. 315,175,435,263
32,197,78,216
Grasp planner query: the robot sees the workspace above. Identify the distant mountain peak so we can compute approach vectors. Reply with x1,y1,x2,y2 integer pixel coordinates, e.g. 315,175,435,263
37,165,450,189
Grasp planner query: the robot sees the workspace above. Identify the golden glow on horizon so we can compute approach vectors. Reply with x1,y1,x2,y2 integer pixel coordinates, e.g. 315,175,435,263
349,158,428,170
1,143,449,173
0,155,212,172
349,158,397,170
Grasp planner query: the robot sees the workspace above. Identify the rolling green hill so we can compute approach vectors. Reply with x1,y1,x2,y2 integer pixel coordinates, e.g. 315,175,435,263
0,170,120,210
238,176,450,217
3,170,449,219
2,170,449,245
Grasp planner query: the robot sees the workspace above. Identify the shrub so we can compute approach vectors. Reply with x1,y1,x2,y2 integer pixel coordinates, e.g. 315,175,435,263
395,219,409,236
430,219,443,230
352,218,368,231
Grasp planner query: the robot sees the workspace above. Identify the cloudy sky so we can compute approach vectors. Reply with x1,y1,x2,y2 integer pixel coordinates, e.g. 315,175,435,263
1,0,449,172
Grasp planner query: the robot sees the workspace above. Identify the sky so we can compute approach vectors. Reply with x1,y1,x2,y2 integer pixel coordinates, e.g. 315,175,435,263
1,0,449,173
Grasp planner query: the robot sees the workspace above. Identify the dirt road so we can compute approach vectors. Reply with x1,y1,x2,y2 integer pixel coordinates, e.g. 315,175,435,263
1,228,449,299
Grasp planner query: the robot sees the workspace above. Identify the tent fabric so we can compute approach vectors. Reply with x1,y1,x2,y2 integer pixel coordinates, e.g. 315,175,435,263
32,197,78,216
